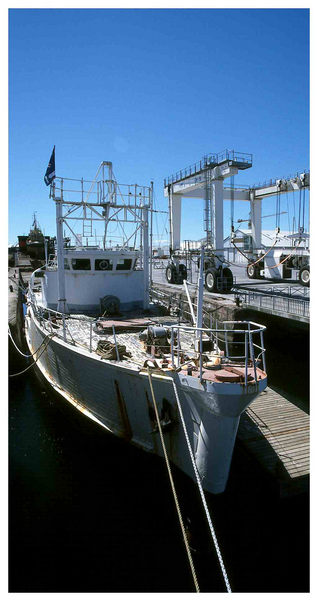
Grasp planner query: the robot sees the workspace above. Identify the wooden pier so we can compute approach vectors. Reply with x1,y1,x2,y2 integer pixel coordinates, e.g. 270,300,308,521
237,387,309,496
8,258,35,366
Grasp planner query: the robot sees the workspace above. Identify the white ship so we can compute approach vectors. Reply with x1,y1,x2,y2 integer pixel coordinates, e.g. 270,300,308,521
25,161,267,494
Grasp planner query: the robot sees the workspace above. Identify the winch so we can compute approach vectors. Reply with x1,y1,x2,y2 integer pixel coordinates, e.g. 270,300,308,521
139,325,175,357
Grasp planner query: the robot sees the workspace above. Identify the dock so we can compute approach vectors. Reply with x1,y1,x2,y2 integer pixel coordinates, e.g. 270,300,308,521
8,257,34,366
238,387,309,496
150,279,309,328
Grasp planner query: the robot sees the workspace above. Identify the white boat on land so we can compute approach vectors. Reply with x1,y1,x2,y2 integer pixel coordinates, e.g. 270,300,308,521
25,161,267,494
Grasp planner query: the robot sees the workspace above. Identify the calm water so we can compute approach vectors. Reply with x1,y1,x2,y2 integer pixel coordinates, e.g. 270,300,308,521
9,334,309,593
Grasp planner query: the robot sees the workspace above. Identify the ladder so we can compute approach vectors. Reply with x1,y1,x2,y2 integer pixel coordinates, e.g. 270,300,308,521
83,206,93,238
204,168,213,247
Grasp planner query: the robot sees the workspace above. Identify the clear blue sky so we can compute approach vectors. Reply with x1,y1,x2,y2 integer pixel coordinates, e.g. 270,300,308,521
9,8,309,245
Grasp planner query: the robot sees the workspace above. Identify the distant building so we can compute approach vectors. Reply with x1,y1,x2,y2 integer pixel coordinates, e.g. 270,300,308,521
223,229,309,263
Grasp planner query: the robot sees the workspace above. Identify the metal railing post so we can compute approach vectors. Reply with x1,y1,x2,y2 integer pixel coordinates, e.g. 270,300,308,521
112,325,120,361
89,321,93,353
249,332,257,383
199,329,203,383
177,327,180,368
260,330,266,373
244,331,249,385
62,313,66,342
224,323,229,358
209,314,213,345
48,312,53,334
171,327,174,366
248,322,252,359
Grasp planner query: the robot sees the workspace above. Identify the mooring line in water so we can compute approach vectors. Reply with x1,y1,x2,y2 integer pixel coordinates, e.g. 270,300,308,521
9,332,55,378
8,275,28,292
147,368,200,593
8,325,53,359
170,379,232,593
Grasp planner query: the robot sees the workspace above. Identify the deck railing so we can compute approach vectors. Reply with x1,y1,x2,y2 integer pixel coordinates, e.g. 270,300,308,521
52,176,151,206
31,302,96,350
167,321,266,385
30,299,266,385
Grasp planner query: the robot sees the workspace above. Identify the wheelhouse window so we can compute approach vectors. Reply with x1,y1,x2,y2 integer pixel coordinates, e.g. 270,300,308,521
116,258,132,271
71,258,91,270
95,258,113,271
64,258,70,270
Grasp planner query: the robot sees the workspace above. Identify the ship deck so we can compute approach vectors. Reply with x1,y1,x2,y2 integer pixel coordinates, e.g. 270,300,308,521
65,313,194,368
32,302,265,383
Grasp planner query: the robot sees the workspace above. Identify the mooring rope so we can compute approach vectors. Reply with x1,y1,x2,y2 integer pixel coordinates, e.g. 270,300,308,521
170,378,232,593
147,369,200,593
9,331,55,377
8,275,28,292
8,325,53,359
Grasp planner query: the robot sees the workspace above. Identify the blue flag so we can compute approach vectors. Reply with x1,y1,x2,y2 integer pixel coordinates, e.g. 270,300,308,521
44,146,56,186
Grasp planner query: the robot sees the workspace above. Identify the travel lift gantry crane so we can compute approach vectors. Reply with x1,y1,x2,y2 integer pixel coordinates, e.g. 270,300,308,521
243,173,310,286
164,149,253,292
164,150,310,292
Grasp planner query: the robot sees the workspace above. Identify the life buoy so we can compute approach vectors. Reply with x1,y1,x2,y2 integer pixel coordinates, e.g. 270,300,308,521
99,259,109,270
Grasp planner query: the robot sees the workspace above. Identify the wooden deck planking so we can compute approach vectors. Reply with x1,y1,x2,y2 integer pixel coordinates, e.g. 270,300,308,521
238,386,309,494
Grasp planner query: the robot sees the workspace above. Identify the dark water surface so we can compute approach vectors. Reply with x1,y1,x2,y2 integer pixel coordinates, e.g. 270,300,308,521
9,338,309,593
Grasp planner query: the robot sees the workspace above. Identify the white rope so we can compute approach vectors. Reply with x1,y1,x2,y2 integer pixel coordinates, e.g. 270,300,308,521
8,325,53,358
147,369,200,593
8,326,33,358
170,378,232,593
9,332,55,377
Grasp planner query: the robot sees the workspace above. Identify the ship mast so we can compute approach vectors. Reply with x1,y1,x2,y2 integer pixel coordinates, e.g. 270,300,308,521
50,162,152,313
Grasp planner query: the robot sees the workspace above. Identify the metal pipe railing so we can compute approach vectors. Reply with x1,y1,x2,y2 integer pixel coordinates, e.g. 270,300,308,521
89,322,93,353
166,322,266,385
244,331,249,385
171,327,175,366
32,300,266,383
164,150,253,186
112,325,120,361
199,330,203,381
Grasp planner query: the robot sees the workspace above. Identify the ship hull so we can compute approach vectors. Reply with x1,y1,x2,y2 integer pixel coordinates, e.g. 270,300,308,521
25,307,266,494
